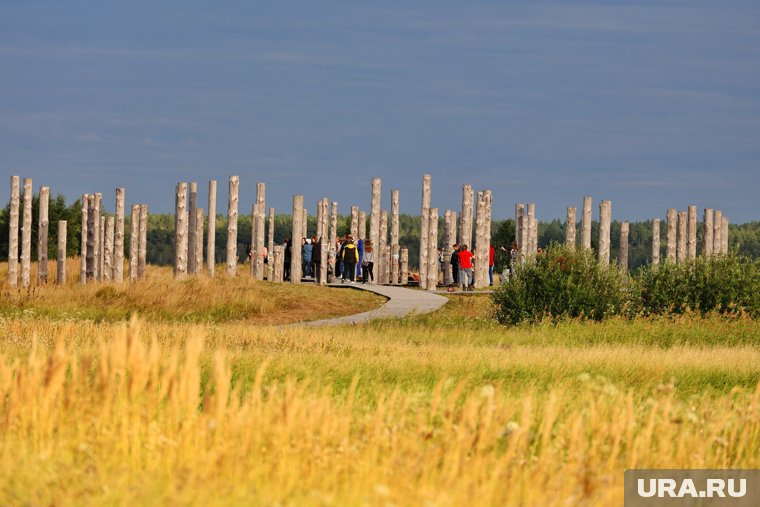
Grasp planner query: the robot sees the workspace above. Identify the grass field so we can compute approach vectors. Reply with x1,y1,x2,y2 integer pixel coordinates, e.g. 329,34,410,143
1,263,759,505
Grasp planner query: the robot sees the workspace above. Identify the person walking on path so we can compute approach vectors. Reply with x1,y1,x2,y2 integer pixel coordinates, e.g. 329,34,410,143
450,244,460,286
283,239,292,281
341,238,359,283
362,242,375,284
356,238,364,281
458,244,474,291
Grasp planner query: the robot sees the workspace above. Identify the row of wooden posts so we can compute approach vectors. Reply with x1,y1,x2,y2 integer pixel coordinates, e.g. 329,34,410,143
6,175,148,288
7,174,731,290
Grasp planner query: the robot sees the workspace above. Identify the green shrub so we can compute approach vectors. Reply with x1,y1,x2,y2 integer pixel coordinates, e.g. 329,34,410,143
634,253,760,317
491,246,629,325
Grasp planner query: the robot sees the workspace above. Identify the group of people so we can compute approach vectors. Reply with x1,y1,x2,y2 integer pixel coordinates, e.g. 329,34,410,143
273,235,376,284
447,243,495,290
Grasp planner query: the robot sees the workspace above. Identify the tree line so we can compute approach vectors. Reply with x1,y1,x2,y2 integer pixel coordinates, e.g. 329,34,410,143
1,193,758,272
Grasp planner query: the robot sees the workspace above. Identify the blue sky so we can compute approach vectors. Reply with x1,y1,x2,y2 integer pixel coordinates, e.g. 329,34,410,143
1,1,759,221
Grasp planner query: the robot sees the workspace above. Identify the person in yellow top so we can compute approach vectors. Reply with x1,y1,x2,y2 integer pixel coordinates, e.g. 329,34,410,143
341,237,359,283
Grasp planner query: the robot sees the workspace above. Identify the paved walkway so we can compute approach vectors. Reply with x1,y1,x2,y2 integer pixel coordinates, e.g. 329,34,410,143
303,283,449,326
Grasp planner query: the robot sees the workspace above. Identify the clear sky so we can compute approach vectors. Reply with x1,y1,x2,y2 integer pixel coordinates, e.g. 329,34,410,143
2,1,759,222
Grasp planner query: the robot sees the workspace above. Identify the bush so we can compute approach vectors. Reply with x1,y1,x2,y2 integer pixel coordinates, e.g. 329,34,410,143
634,253,760,317
491,246,629,325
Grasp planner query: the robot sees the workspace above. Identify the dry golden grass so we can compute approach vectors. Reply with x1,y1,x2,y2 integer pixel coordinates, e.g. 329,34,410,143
1,261,759,505
0,260,384,325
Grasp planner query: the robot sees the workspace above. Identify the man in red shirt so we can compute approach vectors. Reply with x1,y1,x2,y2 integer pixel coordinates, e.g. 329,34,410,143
458,244,474,291
489,243,495,286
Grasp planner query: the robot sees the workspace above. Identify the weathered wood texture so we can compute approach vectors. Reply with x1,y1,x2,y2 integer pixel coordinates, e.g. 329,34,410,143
57,220,67,284
426,208,439,290
21,178,33,287
721,216,729,254
526,202,536,256
226,176,239,275
37,186,49,284
515,203,524,254
358,211,366,241
291,195,304,284
301,208,308,240
565,207,576,249
329,201,338,282
129,204,139,280
114,188,125,282
369,178,381,283
652,219,661,265
252,182,266,281
687,205,697,259
319,198,329,285
104,216,114,281
272,245,284,282
350,206,359,239
8,176,20,286
86,195,96,281
400,247,409,286
94,193,102,281
419,175,431,289
484,190,493,283
207,180,217,275
195,208,204,273
138,204,148,279
676,211,687,263
444,210,454,285
620,221,629,272
379,210,388,284
460,184,474,249
703,208,713,257
666,208,677,263
188,182,198,274
391,190,400,285
268,206,275,272
582,196,592,251
174,182,188,279
99,216,105,281
713,210,722,255
598,200,611,265
80,194,88,285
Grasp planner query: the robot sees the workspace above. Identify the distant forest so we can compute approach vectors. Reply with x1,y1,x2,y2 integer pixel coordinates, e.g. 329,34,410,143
2,194,759,272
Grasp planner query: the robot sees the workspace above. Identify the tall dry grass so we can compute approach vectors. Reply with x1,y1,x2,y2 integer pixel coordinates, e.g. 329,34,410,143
0,317,758,505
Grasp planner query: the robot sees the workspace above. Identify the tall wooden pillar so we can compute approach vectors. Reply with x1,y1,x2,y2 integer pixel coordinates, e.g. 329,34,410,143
581,196,592,251
8,176,20,286
419,175,431,289
195,208,204,272
390,190,400,285
687,205,697,259
57,220,67,285
426,208,438,291
460,184,474,249
598,200,611,265
652,219,661,265
188,181,198,274
37,186,49,284
620,221,629,272
20,178,33,287
320,198,329,285
358,211,367,241
174,182,188,279
268,207,275,270
114,188,125,282
138,204,148,279
93,193,102,281
291,195,303,284
712,210,722,255
329,201,338,282
226,176,239,275
515,203,524,255
86,195,96,281
565,207,576,250
104,216,114,281
350,206,359,239
703,208,713,257
129,204,139,280
252,182,266,281
207,180,217,275
721,216,729,254
400,247,409,286
80,194,88,285
676,211,687,263
526,202,536,256
379,210,388,283
370,178,381,281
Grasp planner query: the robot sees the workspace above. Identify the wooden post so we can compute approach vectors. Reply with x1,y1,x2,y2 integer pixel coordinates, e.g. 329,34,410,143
390,190,400,285
86,195,96,281
565,207,576,249
460,184,473,249
129,204,139,280
174,182,188,279
484,190,493,284
377,209,387,283
80,194,88,285
291,195,303,284
207,180,217,276
195,208,204,272
37,185,49,284
57,220,67,284
268,206,275,270
188,182,197,274
20,178,33,287
272,245,283,282
99,216,105,281
252,182,266,281
474,192,486,287
526,202,536,256
652,219,661,265
687,205,697,259
104,216,114,281
620,221,629,272
400,247,409,286
114,188,125,282
419,174,431,289
444,210,453,285
581,196,592,251
350,206,359,239
515,203,524,255
138,204,148,279
703,208,713,257
329,201,338,282
8,176,20,286
712,210,722,255
426,208,439,290
301,208,308,240
369,178,381,284
676,211,687,263
358,211,367,241
93,193,102,281
666,208,677,263
320,198,329,285
317,201,324,242
598,200,611,265
721,216,729,254
226,176,239,275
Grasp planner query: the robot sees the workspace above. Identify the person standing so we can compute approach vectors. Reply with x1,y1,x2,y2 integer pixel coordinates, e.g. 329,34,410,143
341,238,359,283
450,244,460,286
458,244,474,291
283,239,292,281
302,238,313,278
489,243,495,286
312,236,322,281
362,242,375,284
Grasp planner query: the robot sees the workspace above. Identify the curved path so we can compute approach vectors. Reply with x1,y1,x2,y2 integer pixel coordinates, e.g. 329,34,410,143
302,283,448,326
